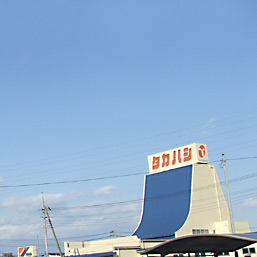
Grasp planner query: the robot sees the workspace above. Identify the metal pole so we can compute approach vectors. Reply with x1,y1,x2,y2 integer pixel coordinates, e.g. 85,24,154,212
42,193,49,257
222,154,235,233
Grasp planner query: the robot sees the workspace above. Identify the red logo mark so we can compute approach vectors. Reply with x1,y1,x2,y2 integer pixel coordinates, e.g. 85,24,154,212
198,145,206,158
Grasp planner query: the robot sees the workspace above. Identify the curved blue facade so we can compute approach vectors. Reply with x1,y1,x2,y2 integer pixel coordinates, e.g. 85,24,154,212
133,165,193,239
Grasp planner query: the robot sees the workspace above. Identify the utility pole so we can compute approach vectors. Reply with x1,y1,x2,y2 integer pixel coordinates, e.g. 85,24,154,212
37,235,40,257
42,193,49,257
45,207,64,257
222,154,235,233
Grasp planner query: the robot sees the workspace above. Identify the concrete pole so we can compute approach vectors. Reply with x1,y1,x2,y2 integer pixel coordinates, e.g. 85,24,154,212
222,154,235,233
42,193,49,257
45,208,64,257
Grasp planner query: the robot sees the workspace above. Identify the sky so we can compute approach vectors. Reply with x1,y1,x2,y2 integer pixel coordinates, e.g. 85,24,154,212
0,0,257,255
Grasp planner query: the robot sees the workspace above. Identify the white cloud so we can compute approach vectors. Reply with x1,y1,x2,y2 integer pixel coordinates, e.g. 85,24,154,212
0,223,42,240
242,198,257,208
94,185,114,196
0,192,83,212
0,192,141,253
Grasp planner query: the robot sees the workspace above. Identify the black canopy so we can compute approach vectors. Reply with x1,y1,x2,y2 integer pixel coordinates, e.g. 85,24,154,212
141,234,257,256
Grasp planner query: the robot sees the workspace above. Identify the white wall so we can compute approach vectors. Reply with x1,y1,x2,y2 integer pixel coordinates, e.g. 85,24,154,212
235,221,250,234
176,164,250,237
176,164,231,236
64,236,141,256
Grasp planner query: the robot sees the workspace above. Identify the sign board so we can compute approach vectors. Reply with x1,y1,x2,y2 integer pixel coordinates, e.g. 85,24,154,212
18,246,37,257
148,143,209,174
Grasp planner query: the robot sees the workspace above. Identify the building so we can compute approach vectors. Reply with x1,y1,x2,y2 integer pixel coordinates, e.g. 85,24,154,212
133,143,249,239
61,144,256,256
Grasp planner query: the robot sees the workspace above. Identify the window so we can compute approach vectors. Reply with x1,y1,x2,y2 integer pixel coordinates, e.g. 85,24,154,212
243,249,249,254
242,248,256,255
249,248,256,254
192,229,209,235
195,253,206,257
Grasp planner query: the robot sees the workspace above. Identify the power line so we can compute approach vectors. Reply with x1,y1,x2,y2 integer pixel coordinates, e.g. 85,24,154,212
1,112,256,171
39,168,257,212
0,172,146,188
1,155,256,189
1,129,257,191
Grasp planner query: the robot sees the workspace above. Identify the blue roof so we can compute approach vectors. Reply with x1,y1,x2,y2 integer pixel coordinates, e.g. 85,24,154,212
78,252,115,257
133,165,192,239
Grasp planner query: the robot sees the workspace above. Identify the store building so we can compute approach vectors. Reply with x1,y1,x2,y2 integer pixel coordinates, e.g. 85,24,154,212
133,143,249,239
62,143,255,257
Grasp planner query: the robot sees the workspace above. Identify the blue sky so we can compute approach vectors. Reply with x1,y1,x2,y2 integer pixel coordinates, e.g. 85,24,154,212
0,0,257,255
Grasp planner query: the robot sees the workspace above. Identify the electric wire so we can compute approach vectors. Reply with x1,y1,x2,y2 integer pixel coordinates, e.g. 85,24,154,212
0,111,255,175
1,155,256,189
